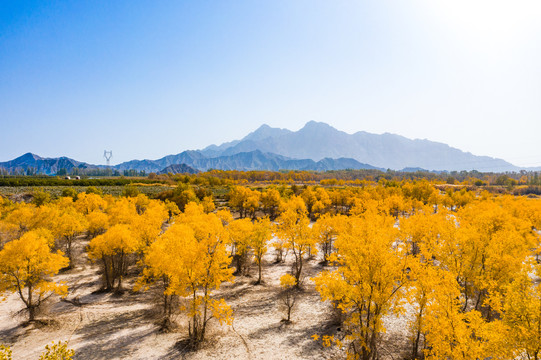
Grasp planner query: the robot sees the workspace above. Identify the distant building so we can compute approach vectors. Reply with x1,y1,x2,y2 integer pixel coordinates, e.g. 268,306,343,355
64,176,71,180
75,176,81,180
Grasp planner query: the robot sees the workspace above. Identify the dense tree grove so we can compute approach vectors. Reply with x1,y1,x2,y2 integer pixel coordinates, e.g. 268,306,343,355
1,177,541,358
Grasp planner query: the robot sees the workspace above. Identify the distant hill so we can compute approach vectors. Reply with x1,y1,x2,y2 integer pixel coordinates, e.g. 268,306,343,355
114,150,380,173
201,121,518,172
401,167,429,172
114,150,206,172
0,153,94,175
0,150,379,175
188,150,380,172
158,163,199,175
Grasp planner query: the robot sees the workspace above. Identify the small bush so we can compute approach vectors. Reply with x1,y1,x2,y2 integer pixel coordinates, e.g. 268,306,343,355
38,341,75,360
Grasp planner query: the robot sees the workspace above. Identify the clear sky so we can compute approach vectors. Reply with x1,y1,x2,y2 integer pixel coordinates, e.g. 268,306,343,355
1,0,540,167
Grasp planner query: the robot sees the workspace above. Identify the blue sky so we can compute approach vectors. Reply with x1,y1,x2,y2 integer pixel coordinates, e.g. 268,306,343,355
1,1,540,166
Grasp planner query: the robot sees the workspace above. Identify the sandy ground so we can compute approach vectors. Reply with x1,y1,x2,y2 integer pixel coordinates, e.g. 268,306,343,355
0,236,409,360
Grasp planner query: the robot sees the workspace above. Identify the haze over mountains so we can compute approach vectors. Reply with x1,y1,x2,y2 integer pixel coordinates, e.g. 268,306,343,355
0,122,527,175
202,121,518,172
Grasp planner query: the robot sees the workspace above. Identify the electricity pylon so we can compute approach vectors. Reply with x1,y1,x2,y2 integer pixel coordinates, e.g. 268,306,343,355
103,150,113,167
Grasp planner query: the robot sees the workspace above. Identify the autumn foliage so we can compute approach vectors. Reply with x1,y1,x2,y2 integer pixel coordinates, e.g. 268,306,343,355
1,178,541,358
138,203,233,346
0,229,68,321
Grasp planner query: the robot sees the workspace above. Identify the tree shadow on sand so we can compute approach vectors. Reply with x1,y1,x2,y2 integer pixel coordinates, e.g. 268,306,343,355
283,319,340,358
0,324,27,346
160,338,197,359
72,308,156,360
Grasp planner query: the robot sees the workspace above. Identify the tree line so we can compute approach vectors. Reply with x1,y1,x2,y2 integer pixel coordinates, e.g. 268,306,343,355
3,168,541,188
0,177,165,187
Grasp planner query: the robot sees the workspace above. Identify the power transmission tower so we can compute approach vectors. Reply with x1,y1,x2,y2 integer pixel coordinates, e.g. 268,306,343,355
103,150,113,167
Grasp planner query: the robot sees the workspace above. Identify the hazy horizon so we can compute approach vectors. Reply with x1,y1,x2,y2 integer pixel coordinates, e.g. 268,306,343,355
1,120,537,170
1,1,540,167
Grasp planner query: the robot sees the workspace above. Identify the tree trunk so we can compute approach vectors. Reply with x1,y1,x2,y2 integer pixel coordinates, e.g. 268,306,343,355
66,237,72,268
201,288,209,342
190,290,199,345
257,257,262,284
117,270,123,291
111,255,118,289
27,285,35,321
276,248,283,263
116,251,125,291
294,253,303,288
103,262,109,290
29,306,36,322
369,329,378,360
163,293,168,315
462,284,469,312
287,304,291,321
412,306,423,359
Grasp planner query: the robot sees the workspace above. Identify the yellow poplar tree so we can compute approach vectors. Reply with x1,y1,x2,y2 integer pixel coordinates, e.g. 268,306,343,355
106,197,138,226
251,217,272,284
227,218,254,276
246,192,261,219
131,200,168,251
74,192,107,215
500,263,541,360
216,209,233,226
312,214,344,263
0,202,20,244
88,224,139,291
422,278,504,360
313,210,409,360
451,201,533,316
313,187,331,217
139,218,233,346
273,196,307,263
0,229,68,321
300,187,318,219
279,273,298,322
406,260,458,359
276,208,314,287
86,210,109,237
164,200,180,222
135,225,199,325
201,196,216,213
4,203,39,235
228,186,252,218
53,207,87,267
261,188,282,220
133,194,150,214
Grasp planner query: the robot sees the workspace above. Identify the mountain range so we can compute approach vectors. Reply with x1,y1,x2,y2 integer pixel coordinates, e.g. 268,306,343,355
0,121,531,175
201,121,518,172
0,150,380,175
0,153,93,175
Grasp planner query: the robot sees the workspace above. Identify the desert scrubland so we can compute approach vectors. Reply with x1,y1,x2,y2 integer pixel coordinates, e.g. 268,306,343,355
1,177,541,360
